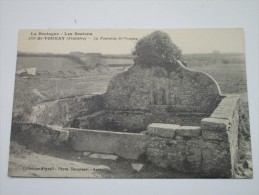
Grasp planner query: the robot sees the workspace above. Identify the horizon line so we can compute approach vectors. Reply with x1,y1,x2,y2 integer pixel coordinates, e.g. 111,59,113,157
17,51,245,55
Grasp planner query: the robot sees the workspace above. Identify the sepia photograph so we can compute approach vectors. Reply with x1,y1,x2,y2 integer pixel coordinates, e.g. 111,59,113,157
8,29,252,178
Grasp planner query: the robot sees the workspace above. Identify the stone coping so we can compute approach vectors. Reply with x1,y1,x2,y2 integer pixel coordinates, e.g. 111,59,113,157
146,123,201,138
67,127,146,136
210,94,240,121
201,94,240,131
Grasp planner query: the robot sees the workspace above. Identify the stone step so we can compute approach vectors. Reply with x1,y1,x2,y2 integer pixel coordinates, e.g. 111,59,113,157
131,163,144,172
89,153,118,160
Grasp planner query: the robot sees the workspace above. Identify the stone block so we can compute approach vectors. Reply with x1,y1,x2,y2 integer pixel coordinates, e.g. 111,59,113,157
202,129,229,141
210,110,233,120
146,147,168,168
187,138,205,149
89,153,118,160
210,95,240,121
167,152,185,171
175,126,201,137
147,123,180,138
185,148,202,173
166,141,188,172
147,137,187,169
131,163,144,172
83,152,91,156
175,135,184,140
148,137,168,150
201,147,232,178
69,128,149,160
201,118,229,131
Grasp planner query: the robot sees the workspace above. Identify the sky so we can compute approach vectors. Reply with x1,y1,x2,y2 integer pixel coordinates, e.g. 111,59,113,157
18,29,245,54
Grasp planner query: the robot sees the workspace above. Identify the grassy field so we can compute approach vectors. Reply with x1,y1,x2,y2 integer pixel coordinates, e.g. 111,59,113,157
184,53,247,94
13,52,249,116
13,54,132,111
185,53,249,118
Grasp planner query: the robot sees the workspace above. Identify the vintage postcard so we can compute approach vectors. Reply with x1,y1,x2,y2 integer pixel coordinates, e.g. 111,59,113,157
8,29,252,178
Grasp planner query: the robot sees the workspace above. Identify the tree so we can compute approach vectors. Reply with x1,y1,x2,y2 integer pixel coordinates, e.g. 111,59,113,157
132,31,183,71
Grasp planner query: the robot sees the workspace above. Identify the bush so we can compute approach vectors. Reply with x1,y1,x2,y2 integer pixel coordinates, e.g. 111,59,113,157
132,31,183,70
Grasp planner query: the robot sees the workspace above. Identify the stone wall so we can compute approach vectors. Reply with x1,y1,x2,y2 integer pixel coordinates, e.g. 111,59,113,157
145,95,240,178
104,61,222,113
104,65,153,111
146,124,203,173
26,95,104,126
10,95,241,178
170,61,222,112
11,122,70,147
202,94,240,176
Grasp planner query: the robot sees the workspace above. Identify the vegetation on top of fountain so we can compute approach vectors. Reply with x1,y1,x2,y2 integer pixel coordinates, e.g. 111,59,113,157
132,31,183,71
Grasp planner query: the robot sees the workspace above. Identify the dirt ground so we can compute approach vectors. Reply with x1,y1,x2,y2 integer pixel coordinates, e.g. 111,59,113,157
8,141,199,178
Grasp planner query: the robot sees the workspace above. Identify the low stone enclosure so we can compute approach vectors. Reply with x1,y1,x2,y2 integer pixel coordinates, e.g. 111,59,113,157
11,59,242,178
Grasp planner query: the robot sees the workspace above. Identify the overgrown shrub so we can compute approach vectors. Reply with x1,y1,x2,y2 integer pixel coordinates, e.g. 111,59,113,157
132,31,183,71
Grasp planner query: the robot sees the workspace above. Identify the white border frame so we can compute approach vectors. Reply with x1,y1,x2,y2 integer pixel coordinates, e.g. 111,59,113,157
0,1,258,195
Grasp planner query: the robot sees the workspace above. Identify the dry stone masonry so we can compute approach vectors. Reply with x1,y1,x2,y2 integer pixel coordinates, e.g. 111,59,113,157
104,61,222,113
11,87,240,177
26,95,104,126
145,95,240,177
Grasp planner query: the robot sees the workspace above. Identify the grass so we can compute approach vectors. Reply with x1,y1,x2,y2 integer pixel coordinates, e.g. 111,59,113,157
185,53,249,120
13,52,249,118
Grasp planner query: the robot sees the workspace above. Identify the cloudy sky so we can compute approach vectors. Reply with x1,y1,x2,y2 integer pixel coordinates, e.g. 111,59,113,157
18,29,245,54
